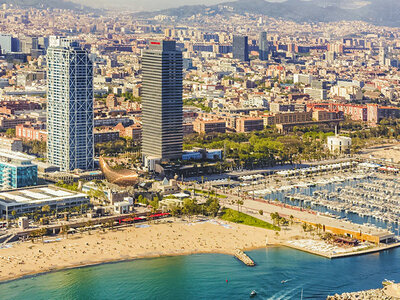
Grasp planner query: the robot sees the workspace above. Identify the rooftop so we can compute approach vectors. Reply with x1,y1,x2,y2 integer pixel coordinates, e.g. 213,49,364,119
0,185,87,207
0,150,36,166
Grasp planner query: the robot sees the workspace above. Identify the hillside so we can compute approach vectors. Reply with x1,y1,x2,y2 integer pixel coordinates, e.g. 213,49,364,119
134,0,400,27
0,0,92,11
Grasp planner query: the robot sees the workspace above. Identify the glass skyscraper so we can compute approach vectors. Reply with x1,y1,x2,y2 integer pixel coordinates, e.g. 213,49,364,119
142,40,183,163
233,35,249,62
47,38,94,171
259,31,269,61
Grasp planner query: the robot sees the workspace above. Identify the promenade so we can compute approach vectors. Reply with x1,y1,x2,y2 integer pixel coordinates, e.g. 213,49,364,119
216,191,392,243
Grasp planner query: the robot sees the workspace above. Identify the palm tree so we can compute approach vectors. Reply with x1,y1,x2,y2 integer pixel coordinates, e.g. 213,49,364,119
39,228,47,242
270,213,278,225
61,225,70,238
316,224,322,234
107,220,114,230
11,210,17,223
86,220,93,235
29,230,38,243
42,205,50,217
236,199,244,212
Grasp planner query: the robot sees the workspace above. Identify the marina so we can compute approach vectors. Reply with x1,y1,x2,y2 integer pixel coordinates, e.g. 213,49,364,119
247,164,400,235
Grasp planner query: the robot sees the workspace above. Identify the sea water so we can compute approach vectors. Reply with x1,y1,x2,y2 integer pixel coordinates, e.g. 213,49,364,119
0,246,399,300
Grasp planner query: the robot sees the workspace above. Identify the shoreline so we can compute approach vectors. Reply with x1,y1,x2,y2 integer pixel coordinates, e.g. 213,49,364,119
6,237,400,284
0,221,289,283
2,220,397,284
0,244,275,284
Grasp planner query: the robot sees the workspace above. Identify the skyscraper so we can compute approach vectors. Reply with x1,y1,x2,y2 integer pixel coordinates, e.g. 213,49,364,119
379,47,386,66
142,40,183,163
259,32,269,61
0,34,19,54
47,38,94,171
233,35,249,62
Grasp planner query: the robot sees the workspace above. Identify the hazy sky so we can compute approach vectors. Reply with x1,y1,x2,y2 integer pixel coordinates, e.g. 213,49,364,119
70,0,289,11
70,0,367,11
70,0,227,11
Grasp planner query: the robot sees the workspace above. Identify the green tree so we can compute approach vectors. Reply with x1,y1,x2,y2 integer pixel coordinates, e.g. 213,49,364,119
42,205,51,216
5,128,15,137
206,198,220,217
11,210,17,221
86,220,93,235
149,197,159,213
61,225,70,238
182,198,199,220
39,228,47,242
170,204,181,219
236,199,244,212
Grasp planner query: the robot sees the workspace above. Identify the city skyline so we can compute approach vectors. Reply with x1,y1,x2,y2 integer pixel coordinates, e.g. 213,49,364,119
0,3,399,299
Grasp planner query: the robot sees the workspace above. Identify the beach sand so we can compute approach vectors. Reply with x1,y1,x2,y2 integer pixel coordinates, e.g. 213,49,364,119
0,219,301,282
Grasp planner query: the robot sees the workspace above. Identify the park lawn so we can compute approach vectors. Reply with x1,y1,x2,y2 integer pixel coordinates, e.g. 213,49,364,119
193,189,228,199
220,208,280,231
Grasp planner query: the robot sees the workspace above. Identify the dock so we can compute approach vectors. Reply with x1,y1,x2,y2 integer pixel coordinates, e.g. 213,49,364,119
234,249,255,266
282,241,400,259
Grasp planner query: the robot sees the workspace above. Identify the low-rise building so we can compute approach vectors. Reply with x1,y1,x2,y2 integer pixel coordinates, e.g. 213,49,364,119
0,150,37,189
327,135,352,153
94,128,120,143
183,123,194,136
0,115,36,130
16,123,47,142
236,117,264,132
0,137,23,152
114,201,131,214
304,87,328,100
264,111,312,126
114,123,142,141
0,100,41,115
0,185,89,218
153,177,180,195
193,119,226,134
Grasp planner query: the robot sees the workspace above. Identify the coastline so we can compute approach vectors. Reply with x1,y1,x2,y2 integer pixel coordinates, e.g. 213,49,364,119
0,245,275,284
1,219,398,283
0,220,290,283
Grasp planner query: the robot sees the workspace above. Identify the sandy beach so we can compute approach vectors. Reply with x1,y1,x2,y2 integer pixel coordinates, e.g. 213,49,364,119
0,219,302,282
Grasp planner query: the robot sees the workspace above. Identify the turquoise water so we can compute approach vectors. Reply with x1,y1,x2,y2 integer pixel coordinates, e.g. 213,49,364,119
1,247,399,300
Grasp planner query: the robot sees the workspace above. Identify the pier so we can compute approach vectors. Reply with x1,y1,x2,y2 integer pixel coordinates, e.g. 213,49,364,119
282,240,400,259
234,249,255,266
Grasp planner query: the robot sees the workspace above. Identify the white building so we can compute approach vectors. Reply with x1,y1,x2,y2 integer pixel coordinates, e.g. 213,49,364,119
294,74,313,85
0,137,23,152
0,185,89,219
330,85,363,101
114,201,130,214
327,136,352,153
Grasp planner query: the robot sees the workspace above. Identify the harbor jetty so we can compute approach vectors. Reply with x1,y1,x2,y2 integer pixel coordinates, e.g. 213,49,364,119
327,283,400,299
234,249,255,266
